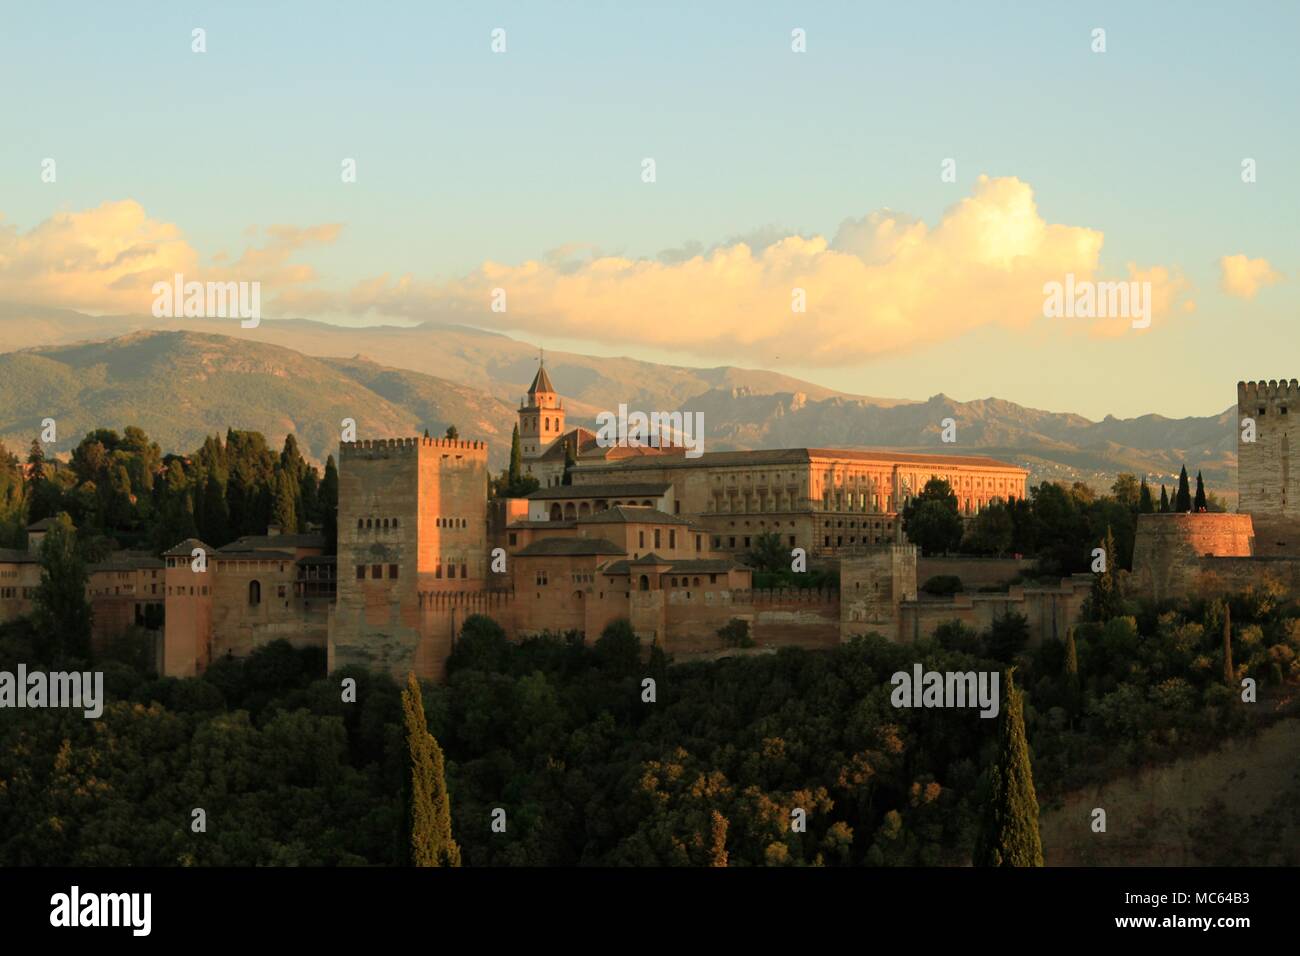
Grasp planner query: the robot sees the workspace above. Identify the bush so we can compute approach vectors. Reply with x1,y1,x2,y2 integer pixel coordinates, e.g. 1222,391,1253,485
921,575,963,596
718,618,755,648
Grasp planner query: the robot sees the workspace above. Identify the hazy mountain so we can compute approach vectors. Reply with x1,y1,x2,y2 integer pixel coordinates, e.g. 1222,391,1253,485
0,309,1237,494
0,331,517,469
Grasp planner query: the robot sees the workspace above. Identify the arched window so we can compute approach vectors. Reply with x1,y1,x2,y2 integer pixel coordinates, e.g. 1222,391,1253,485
550,504,563,521
357,518,363,529
563,502,576,520
248,580,261,606
639,574,650,591
579,502,591,516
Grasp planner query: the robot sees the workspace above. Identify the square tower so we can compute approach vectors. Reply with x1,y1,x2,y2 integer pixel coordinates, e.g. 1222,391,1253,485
1238,379,1300,517
519,359,565,461
331,436,489,678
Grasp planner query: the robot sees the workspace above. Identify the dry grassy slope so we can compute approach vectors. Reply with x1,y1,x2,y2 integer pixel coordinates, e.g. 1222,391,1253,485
1039,714,1300,865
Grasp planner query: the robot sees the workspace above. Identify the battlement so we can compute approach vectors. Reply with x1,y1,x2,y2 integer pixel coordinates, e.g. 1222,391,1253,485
1238,380,1300,408
339,436,489,458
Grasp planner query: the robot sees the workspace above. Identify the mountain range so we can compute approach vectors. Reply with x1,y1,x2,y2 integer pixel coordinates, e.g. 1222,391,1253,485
0,305,1236,495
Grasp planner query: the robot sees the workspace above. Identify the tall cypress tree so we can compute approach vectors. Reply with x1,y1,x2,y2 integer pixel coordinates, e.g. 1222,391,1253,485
1087,525,1122,622
1222,601,1234,687
31,513,93,662
320,455,339,555
1158,484,1170,514
1138,479,1154,514
508,424,522,486
402,673,461,867
1194,471,1207,513
973,667,1043,867
200,470,231,546
271,469,297,533
1175,466,1192,513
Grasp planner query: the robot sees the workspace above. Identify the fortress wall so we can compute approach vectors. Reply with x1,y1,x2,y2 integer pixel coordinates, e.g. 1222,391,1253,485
896,576,1092,645
1130,513,1256,602
1190,556,1300,599
1238,379,1300,518
917,556,1035,589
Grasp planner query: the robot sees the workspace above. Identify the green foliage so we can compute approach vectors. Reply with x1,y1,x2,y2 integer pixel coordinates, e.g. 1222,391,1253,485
31,513,93,663
921,575,963,596
972,668,1043,866
1175,465,1192,513
1194,471,1208,513
1138,479,1154,514
403,673,462,866
744,532,788,573
902,479,963,556
718,618,754,648
962,499,1013,555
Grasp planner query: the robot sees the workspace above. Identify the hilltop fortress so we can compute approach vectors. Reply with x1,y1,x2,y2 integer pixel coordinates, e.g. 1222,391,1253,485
25,370,1295,683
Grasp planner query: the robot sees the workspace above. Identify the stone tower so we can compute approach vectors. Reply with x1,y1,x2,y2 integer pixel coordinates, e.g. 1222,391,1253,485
1238,379,1300,517
839,544,918,641
519,352,565,461
330,436,489,679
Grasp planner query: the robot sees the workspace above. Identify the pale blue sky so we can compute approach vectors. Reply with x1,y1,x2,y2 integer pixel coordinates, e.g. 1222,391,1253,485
2,1,1296,418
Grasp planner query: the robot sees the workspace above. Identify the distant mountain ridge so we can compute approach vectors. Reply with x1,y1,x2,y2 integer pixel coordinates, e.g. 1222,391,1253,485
0,306,1236,493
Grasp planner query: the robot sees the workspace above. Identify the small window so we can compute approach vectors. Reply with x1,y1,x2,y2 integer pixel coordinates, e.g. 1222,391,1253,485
388,564,399,579
357,519,363,529
509,532,518,546
393,518,399,527
436,564,442,579
460,563,468,578
371,564,382,579
356,565,366,579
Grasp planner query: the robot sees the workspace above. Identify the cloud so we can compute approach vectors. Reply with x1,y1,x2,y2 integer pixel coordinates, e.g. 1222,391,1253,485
345,176,1186,365
1219,254,1282,299
0,201,340,314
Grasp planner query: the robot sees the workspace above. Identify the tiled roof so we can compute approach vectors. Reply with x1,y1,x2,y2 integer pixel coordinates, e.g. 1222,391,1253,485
506,520,577,530
578,447,1025,472
0,548,39,564
218,533,325,552
163,537,214,557
526,482,671,500
25,517,59,531
514,537,625,557
296,555,337,566
602,557,744,575
574,506,698,527
88,551,164,572
528,365,556,395
214,550,297,561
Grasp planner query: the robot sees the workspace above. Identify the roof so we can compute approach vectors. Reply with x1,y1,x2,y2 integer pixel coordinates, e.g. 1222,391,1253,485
574,506,699,527
627,552,671,566
577,447,1026,473
528,364,556,396
296,555,337,566
214,550,298,561
89,551,165,572
218,533,325,552
513,537,625,557
507,520,577,530
0,548,39,565
25,517,58,531
603,557,745,575
526,482,671,500
163,538,213,557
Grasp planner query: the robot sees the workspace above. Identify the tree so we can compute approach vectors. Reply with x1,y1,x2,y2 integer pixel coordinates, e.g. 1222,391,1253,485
199,470,231,546
31,513,93,662
508,425,522,486
1086,525,1123,622
562,437,576,486
1110,473,1140,509
744,531,787,573
1158,484,1170,514
320,455,339,555
964,499,1013,555
1222,601,1234,687
271,469,297,533
1194,471,1207,513
444,425,459,441
708,811,729,867
25,439,61,524
1175,466,1192,513
1064,626,1080,693
973,667,1043,867
401,673,461,867
1138,479,1154,514
902,478,964,556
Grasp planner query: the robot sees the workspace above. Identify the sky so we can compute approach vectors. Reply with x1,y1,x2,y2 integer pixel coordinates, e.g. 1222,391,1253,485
1,1,1296,420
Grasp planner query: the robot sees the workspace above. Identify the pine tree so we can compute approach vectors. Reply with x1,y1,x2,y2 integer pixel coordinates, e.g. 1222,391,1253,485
402,673,461,867
25,438,60,524
444,425,459,440
1194,471,1207,512
1223,601,1234,687
508,424,522,486
31,513,93,662
973,667,1043,867
320,455,339,555
1138,479,1154,514
1175,465,1192,513
1158,484,1170,513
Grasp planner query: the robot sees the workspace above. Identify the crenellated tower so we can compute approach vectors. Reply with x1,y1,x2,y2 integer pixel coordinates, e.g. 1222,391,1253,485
1238,379,1300,517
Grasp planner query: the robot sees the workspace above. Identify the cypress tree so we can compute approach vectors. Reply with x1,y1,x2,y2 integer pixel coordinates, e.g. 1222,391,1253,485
973,667,1043,867
708,810,729,867
1138,479,1154,514
508,424,522,486
1222,602,1234,687
31,513,93,662
200,470,231,546
320,455,339,555
1194,471,1207,512
271,469,297,533
402,673,461,867
1087,525,1122,622
1175,466,1192,513
562,437,576,486
1064,625,1081,717
1158,484,1170,513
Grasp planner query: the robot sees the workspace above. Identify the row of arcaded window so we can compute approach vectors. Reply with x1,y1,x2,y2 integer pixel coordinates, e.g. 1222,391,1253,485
358,517,399,530
435,517,468,528
435,562,468,579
